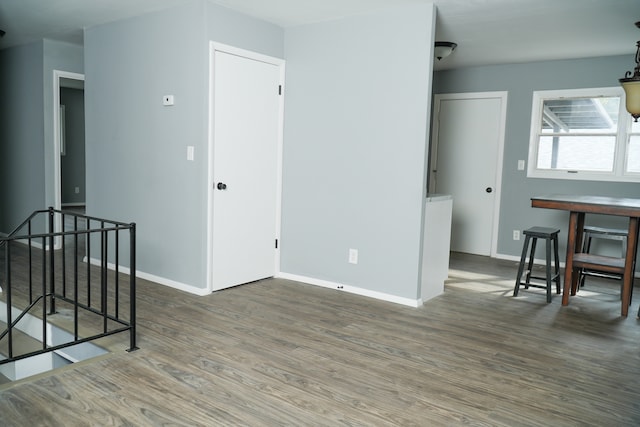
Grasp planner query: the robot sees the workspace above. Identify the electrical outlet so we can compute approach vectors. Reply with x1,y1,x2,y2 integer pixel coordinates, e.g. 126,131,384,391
348,248,358,264
513,230,520,240
74,186,80,194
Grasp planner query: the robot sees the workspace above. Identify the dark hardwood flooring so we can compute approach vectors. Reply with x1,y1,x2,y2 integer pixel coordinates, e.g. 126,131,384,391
1,252,639,426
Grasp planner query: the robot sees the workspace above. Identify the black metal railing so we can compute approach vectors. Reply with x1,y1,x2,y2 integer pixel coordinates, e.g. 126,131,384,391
0,207,137,365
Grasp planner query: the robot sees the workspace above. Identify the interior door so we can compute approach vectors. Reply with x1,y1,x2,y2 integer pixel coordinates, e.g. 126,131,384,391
431,93,506,256
211,49,282,291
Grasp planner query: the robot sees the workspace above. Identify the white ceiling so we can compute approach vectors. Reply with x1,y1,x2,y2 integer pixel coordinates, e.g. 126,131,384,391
0,0,638,70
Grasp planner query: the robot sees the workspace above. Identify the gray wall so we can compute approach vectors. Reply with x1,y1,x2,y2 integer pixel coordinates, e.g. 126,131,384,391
433,55,640,259
0,42,45,232
60,87,86,205
281,4,435,300
43,40,84,210
84,0,283,289
0,40,82,233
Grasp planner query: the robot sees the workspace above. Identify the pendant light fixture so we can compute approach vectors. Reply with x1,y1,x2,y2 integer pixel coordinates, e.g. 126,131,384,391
620,21,640,121
434,41,457,61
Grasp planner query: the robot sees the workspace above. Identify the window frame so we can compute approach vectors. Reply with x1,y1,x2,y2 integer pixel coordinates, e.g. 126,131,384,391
527,86,639,182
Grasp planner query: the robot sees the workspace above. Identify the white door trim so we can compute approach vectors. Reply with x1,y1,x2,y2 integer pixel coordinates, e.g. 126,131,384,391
53,70,85,248
206,42,285,292
430,91,507,257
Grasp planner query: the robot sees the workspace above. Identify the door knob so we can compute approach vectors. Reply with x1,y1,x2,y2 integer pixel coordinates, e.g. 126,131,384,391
217,182,227,190
486,187,493,193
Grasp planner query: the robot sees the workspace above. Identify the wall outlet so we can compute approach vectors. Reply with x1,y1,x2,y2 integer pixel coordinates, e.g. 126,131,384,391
517,159,525,170
513,230,520,240
348,248,358,264
74,186,80,194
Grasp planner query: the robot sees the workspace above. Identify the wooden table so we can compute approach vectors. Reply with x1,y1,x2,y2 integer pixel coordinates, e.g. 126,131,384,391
531,195,640,317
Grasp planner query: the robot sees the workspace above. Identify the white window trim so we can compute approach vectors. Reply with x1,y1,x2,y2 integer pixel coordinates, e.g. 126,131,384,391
527,86,640,183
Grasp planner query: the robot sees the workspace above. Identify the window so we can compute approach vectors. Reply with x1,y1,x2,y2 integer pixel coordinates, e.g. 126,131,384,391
527,87,640,182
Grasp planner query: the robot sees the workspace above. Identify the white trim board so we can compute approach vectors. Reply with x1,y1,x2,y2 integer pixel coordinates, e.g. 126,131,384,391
87,257,210,296
85,256,430,302
277,272,423,308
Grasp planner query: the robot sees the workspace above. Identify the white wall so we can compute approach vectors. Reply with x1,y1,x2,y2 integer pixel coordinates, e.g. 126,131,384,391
0,39,83,233
84,0,284,292
0,42,44,232
281,3,436,302
83,0,435,300
433,55,640,260
43,40,84,210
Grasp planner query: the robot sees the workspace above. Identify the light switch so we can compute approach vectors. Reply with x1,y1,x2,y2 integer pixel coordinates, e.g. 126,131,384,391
163,95,175,106
517,159,525,170
187,146,194,161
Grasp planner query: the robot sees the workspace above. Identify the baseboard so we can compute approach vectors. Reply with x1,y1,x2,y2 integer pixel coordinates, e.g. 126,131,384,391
276,272,422,308
8,238,46,250
495,252,566,268
87,257,210,296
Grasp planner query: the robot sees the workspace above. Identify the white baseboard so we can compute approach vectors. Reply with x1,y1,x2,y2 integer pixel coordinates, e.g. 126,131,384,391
276,272,422,308
87,257,209,296
495,252,565,268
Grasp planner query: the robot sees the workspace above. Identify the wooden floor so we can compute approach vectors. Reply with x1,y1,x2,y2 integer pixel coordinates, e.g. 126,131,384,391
1,252,640,426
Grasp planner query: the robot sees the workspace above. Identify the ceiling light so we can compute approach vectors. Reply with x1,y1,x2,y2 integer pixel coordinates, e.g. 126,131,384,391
434,41,457,61
620,21,640,122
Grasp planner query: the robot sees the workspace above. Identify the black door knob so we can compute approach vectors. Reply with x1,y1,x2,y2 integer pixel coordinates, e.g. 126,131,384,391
217,182,227,190
486,187,493,193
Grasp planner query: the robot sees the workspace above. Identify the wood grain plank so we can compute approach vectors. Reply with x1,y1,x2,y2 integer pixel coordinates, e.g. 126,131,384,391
1,250,640,426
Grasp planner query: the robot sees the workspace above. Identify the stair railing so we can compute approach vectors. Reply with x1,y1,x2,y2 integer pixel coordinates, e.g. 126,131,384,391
0,207,137,365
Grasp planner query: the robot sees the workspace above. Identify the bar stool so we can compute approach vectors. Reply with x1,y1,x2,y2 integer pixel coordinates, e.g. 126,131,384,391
513,226,561,303
579,226,627,288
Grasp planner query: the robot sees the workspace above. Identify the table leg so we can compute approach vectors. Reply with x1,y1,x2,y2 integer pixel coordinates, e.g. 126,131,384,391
622,217,639,317
563,211,579,305
571,213,586,295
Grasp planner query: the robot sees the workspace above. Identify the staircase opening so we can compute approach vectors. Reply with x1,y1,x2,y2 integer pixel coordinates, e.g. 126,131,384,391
0,208,137,384
0,301,107,383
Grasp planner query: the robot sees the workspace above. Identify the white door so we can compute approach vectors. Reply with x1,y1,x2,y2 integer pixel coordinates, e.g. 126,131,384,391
430,92,506,256
211,48,283,291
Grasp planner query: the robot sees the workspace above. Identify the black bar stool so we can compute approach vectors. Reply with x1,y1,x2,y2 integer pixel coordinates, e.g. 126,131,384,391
513,227,561,303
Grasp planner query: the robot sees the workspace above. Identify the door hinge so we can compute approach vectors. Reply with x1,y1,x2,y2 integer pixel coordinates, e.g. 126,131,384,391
275,239,278,249
278,85,282,95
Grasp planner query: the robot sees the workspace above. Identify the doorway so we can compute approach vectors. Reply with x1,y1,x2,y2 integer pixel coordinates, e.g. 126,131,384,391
207,43,285,292
53,70,85,246
59,78,86,211
430,92,507,257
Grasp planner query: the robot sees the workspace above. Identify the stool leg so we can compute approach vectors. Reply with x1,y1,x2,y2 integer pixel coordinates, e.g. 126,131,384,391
622,236,629,300
553,235,561,294
514,235,531,297
525,237,537,289
579,234,592,288
545,237,552,303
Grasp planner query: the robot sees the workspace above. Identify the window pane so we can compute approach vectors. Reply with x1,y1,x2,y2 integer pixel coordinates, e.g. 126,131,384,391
627,135,640,173
537,135,615,171
541,97,619,134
